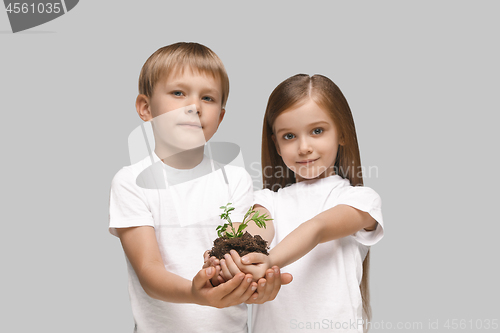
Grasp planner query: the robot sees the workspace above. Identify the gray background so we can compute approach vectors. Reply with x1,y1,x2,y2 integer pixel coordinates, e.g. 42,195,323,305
1,1,498,332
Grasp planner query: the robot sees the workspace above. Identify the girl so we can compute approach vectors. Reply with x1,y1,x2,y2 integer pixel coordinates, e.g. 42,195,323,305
217,74,384,333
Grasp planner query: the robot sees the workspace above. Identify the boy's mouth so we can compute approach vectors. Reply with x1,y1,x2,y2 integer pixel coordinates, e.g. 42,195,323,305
178,122,202,129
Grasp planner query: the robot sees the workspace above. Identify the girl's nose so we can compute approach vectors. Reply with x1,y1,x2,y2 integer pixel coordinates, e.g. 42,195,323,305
298,137,312,154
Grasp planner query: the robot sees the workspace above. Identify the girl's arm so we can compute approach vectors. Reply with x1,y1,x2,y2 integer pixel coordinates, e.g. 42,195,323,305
267,204,376,268
240,204,377,270
116,225,257,308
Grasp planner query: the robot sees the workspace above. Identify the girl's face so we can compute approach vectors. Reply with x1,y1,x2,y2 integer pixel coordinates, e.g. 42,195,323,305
272,98,341,182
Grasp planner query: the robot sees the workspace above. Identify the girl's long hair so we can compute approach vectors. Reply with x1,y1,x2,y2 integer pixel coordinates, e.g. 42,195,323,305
262,74,372,324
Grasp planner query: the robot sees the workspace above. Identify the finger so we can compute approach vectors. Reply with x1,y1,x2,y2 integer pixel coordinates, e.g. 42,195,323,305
203,250,210,262
247,277,266,304
241,252,268,265
266,267,280,301
203,257,220,269
225,252,243,276
281,272,293,285
257,272,271,301
221,274,254,306
202,259,212,269
210,265,222,287
228,250,247,272
212,273,245,302
240,281,258,304
220,259,233,281
192,266,217,291
210,256,220,267
229,250,266,279
229,249,242,263
250,267,279,304
244,271,273,304
245,291,259,304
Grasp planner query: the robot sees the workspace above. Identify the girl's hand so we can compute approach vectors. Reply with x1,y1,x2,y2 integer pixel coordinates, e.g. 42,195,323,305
229,250,271,281
219,252,244,282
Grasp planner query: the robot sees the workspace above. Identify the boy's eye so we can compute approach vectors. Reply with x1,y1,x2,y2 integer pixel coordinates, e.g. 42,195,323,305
312,128,323,135
172,91,183,97
283,133,295,140
202,96,214,102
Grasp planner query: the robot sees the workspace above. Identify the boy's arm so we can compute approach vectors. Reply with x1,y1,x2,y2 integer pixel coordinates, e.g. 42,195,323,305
117,226,257,308
233,205,275,243
242,205,377,269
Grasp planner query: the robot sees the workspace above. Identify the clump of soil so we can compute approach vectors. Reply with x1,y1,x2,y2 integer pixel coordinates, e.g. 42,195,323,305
209,231,269,260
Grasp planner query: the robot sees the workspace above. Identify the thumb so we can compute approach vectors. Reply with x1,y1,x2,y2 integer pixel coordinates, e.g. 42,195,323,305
241,253,267,265
280,272,293,285
193,267,216,290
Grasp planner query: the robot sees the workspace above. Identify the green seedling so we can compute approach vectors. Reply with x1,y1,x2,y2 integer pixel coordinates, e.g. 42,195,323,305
216,203,272,238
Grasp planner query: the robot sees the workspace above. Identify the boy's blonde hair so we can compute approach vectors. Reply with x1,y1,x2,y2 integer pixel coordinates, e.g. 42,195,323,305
138,42,230,107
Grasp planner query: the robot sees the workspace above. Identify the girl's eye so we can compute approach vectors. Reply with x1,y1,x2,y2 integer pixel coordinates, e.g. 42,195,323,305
283,133,295,140
312,128,323,135
202,96,213,102
172,91,183,97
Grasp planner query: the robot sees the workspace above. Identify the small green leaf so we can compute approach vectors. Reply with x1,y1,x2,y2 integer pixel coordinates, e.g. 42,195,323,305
237,223,247,234
216,203,272,239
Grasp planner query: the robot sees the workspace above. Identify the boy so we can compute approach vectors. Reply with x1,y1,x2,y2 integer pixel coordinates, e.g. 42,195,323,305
109,42,289,333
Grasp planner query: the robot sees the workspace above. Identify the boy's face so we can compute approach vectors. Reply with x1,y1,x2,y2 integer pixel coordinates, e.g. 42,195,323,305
138,68,225,156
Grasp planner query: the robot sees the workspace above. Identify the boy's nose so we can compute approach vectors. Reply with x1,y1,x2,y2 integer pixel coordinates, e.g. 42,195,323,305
185,104,200,115
186,96,202,112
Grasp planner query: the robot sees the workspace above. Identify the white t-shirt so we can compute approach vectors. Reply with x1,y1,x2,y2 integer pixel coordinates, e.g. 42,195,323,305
109,153,253,333
251,175,384,333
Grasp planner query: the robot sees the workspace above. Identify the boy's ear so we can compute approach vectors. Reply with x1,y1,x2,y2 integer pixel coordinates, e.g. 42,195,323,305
217,108,226,127
136,94,153,121
271,134,281,156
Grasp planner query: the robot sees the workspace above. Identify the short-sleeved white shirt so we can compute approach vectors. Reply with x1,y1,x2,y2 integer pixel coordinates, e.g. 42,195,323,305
109,153,253,333
251,175,384,333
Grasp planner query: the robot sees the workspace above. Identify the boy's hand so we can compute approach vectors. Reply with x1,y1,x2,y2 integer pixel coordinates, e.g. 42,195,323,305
202,250,293,304
191,266,257,308
246,266,293,304
228,250,293,304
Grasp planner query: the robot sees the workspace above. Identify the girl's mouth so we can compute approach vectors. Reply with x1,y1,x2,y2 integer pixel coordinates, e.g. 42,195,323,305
296,158,319,165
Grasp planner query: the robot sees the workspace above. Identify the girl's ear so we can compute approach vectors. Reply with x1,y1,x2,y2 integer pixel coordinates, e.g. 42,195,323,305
272,134,281,156
339,133,345,146
136,94,153,121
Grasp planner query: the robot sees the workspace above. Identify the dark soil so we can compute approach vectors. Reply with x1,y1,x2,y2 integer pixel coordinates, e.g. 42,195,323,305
209,231,269,260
